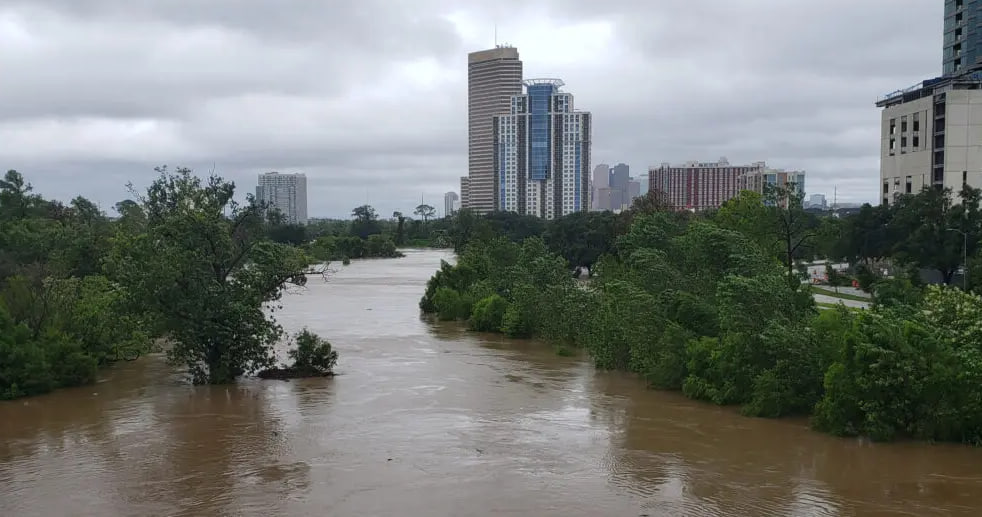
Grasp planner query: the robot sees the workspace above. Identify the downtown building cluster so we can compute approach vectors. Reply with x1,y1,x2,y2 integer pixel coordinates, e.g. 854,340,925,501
462,47,592,219
460,47,807,218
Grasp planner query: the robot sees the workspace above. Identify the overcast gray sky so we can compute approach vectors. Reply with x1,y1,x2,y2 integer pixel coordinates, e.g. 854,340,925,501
1,0,939,217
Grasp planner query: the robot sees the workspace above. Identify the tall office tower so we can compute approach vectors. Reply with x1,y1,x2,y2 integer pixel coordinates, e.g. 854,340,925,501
648,158,765,210
492,78,592,219
627,179,641,205
460,176,470,209
609,163,630,209
944,0,982,76
591,163,609,210
807,194,827,210
256,171,308,225
466,46,523,213
443,191,460,217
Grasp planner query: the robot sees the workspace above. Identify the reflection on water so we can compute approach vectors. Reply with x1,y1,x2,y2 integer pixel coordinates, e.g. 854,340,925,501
1,249,981,516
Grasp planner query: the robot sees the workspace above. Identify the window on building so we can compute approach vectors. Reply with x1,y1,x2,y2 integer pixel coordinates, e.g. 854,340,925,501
889,138,896,153
964,170,969,184
883,182,889,194
901,136,907,148
957,0,964,9
901,116,907,132
913,113,920,131
890,119,896,135
913,136,919,148
906,176,912,193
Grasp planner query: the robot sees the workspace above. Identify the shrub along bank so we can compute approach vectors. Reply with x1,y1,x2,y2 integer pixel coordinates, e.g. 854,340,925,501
421,211,982,445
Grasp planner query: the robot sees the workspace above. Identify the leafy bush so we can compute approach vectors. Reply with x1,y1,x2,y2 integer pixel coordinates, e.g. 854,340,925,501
469,294,507,332
432,287,468,321
287,329,338,374
0,306,98,399
872,277,922,309
854,264,880,292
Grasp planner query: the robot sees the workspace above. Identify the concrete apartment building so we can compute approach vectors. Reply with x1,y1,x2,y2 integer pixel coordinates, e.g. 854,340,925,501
740,168,806,207
464,46,523,214
443,191,459,217
877,75,982,204
492,78,592,219
648,158,765,210
256,172,308,225
877,1,982,204
740,168,806,194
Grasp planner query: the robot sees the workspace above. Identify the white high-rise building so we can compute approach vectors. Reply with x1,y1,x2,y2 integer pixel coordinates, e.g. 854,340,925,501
492,78,592,219
443,191,459,217
256,172,308,225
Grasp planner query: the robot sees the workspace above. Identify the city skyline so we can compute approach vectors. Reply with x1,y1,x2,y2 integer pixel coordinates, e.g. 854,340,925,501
0,1,941,218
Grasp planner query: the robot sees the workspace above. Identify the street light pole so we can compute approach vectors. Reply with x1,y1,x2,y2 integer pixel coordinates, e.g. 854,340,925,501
947,228,968,290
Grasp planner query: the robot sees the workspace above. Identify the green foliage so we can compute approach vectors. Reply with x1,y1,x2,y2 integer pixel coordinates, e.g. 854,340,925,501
308,234,403,261
432,287,469,321
0,170,154,398
287,328,338,374
854,263,881,291
872,277,923,308
414,204,436,223
469,294,507,332
418,180,982,445
107,167,310,384
267,223,307,245
350,204,382,239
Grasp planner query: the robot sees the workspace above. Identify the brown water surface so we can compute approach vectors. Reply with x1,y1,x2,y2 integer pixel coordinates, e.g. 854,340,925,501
2,249,982,516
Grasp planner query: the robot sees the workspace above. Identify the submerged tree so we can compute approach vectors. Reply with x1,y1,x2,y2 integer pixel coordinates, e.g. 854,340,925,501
107,167,311,384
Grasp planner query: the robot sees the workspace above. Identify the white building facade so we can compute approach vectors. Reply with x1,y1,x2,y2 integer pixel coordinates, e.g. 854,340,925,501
256,172,308,225
877,73,982,205
492,79,591,219
443,191,459,217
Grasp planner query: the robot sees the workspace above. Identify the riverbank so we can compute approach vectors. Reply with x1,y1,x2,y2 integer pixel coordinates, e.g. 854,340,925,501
3,249,981,516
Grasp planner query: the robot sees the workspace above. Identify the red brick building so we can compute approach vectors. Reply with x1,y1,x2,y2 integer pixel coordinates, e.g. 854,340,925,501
647,158,766,210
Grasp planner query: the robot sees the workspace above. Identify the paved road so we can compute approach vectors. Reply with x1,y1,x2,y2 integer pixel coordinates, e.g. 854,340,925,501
814,293,870,309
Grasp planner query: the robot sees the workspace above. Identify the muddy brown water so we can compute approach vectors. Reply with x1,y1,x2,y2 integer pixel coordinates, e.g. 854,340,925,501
2,249,982,516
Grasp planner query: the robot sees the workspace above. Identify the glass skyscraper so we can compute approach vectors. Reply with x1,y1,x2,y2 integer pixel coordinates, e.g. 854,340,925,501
944,0,982,76
492,79,591,219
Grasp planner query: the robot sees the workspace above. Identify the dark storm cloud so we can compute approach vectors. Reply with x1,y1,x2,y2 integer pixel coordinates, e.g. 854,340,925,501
0,0,940,216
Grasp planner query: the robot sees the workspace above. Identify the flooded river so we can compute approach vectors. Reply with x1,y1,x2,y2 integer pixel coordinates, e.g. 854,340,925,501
2,249,982,516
